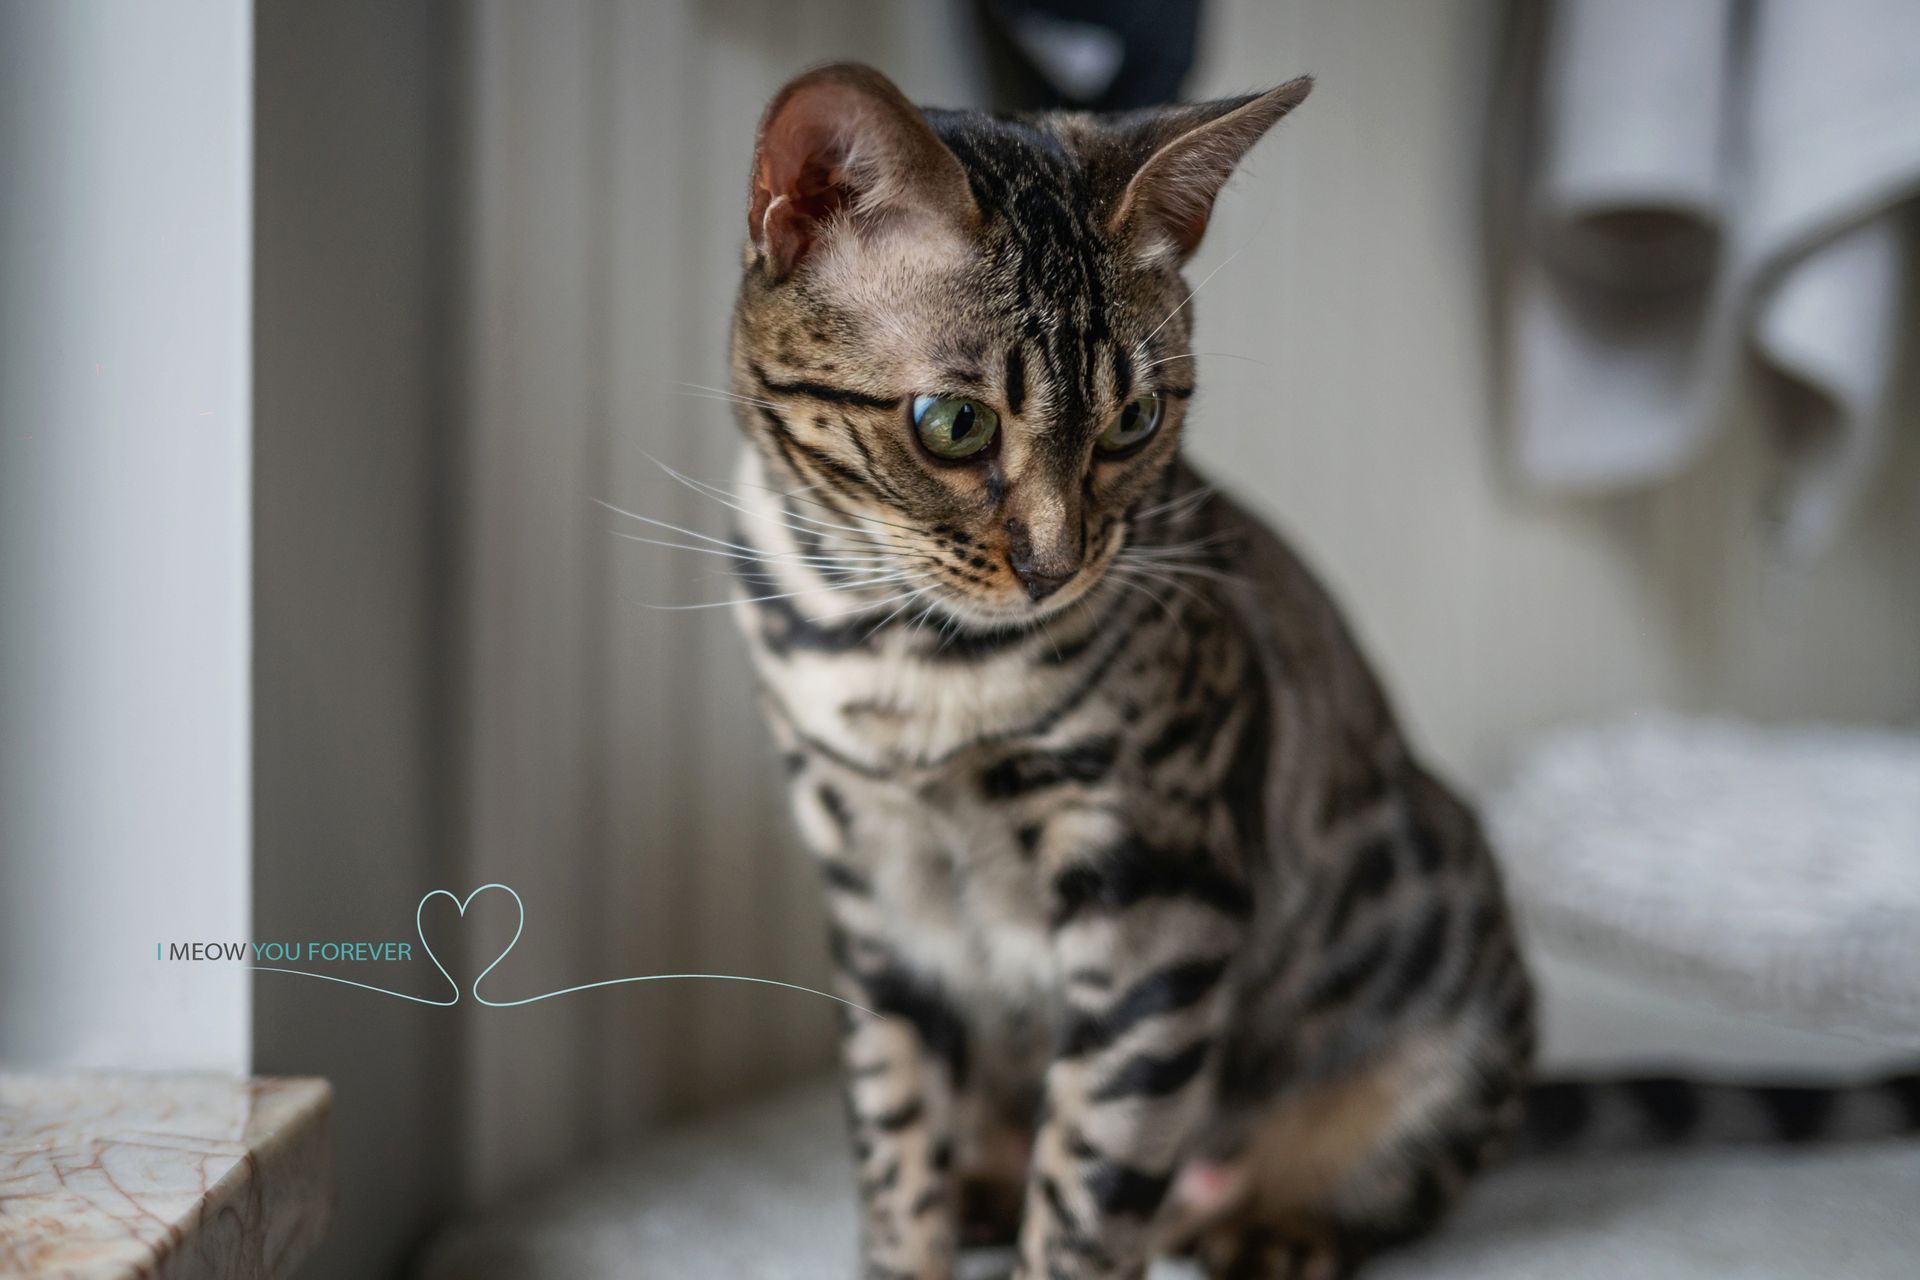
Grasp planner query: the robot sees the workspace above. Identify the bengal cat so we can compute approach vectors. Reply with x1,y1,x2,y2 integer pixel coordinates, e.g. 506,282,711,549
710,63,1918,1280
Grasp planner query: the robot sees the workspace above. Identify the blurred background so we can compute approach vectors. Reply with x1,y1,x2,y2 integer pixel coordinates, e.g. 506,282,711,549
3,1,1917,1277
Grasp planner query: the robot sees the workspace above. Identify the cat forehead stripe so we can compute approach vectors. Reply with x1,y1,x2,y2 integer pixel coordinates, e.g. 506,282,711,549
753,362,902,411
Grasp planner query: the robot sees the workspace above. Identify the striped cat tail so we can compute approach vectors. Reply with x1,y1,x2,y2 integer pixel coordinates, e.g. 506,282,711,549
1518,1068,1920,1156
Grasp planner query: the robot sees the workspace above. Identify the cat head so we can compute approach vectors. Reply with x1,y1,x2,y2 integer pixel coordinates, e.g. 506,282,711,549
730,62,1309,626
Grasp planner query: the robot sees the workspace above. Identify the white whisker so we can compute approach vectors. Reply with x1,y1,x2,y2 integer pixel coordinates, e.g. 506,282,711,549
640,571,931,613
1124,531,1237,559
1119,556,1248,591
1111,557,1213,604
864,582,941,631
1139,351,1270,371
1104,569,1178,621
1133,485,1216,524
724,474,947,542
593,498,771,557
675,381,781,411
1144,239,1251,347
648,454,941,554
609,529,897,567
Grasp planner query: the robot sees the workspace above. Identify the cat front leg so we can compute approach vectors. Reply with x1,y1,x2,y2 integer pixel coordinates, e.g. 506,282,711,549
1016,843,1250,1279
832,921,969,1280
784,749,969,1277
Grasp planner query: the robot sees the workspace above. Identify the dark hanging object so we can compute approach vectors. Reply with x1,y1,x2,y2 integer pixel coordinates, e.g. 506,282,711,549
976,0,1205,111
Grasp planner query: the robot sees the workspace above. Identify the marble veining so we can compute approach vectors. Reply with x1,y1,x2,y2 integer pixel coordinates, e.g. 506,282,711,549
0,1074,330,1278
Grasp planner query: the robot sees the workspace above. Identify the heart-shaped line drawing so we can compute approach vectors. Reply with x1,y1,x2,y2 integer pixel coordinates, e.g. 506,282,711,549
253,882,878,1016
418,882,524,1005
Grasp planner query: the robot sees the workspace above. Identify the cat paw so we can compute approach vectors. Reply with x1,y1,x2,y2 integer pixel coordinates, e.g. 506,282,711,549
1192,1223,1351,1280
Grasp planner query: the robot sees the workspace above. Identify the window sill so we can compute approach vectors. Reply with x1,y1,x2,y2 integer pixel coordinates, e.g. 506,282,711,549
0,1073,330,1278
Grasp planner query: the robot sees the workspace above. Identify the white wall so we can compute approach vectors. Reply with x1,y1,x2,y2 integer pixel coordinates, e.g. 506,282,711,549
0,0,254,1072
1187,0,1920,788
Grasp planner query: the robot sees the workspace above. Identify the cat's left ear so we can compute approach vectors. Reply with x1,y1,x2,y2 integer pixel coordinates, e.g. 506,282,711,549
1111,77,1313,265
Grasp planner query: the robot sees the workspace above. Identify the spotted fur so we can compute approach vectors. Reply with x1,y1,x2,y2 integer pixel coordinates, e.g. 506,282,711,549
718,64,1918,1280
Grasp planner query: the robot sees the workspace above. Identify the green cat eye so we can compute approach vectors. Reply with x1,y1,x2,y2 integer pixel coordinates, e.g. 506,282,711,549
1096,394,1165,455
912,394,1000,460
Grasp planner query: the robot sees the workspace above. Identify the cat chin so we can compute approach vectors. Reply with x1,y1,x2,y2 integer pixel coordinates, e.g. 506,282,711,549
924,574,1112,632
920,596,1051,632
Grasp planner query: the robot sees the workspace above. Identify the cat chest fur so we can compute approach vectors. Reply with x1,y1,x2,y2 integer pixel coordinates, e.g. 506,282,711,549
756,634,1136,1007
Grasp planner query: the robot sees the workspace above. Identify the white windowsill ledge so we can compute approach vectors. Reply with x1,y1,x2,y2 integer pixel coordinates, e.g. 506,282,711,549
0,1073,331,1278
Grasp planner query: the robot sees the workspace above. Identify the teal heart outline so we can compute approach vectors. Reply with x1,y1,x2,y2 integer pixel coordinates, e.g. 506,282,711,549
416,882,526,1006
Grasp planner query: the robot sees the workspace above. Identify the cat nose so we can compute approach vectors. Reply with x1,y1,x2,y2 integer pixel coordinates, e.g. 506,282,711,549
1011,558,1075,600
1005,518,1081,601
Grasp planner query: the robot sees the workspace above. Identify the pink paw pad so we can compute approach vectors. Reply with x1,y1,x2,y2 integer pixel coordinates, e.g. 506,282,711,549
1171,1159,1245,1213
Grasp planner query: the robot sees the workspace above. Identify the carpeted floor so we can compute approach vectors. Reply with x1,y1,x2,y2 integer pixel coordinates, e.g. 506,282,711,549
420,1078,1920,1279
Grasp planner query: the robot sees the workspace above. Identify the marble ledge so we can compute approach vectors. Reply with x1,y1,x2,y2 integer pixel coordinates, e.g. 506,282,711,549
0,1073,331,1279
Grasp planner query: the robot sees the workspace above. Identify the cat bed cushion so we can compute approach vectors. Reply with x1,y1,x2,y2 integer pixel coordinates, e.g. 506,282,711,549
419,1079,1920,1279
1488,713,1920,1037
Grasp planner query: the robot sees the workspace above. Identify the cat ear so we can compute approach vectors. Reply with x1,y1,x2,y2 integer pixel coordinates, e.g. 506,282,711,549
1110,77,1313,264
748,63,977,279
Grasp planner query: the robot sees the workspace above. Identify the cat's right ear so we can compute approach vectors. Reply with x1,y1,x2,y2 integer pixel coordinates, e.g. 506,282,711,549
748,63,977,280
